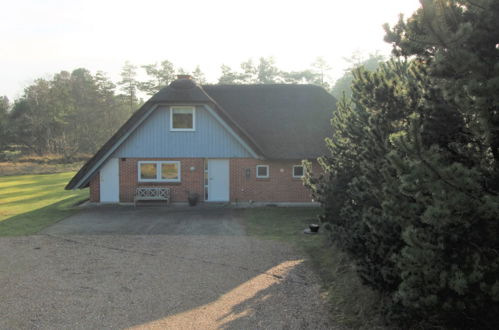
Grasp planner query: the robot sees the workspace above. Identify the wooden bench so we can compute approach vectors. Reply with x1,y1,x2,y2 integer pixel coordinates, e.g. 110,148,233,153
134,187,171,206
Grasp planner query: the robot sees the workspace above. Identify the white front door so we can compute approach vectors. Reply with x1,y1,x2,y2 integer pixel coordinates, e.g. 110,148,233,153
207,159,229,202
100,158,119,202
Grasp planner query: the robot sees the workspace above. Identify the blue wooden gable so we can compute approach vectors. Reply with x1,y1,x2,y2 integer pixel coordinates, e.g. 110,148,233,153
113,105,253,158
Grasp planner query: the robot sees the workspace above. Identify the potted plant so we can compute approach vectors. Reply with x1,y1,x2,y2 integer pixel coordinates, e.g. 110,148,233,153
308,215,324,233
187,192,199,206
309,223,320,233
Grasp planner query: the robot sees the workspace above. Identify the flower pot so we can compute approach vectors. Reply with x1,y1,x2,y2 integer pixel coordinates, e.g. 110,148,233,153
187,192,199,206
309,224,320,233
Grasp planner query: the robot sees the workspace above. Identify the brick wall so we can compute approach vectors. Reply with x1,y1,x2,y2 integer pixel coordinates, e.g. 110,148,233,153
89,172,100,202
230,158,321,203
119,158,204,203
88,157,321,203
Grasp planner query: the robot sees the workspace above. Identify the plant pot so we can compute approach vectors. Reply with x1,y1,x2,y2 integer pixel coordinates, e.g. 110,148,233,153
309,224,320,233
188,197,198,206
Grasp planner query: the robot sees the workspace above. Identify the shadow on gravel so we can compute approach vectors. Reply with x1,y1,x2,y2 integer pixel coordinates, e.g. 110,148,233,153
125,258,330,329
0,235,332,329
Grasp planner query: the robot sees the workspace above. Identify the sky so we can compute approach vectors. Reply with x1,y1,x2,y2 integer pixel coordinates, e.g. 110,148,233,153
0,0,421,101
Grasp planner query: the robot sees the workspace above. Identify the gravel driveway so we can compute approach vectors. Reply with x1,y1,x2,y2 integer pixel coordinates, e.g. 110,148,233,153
0,206,335,329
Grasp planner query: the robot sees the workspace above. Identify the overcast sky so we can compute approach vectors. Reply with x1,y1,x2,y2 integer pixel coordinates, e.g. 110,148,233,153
0,0,421,100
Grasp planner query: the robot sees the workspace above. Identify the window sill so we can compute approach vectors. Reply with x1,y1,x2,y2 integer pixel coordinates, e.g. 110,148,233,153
138,181,182,185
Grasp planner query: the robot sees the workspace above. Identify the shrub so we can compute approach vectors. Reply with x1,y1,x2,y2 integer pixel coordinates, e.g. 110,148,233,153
306,5,499,324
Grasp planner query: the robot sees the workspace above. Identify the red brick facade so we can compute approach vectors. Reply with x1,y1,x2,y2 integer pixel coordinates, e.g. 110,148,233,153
89,172,100,202
119,158,204,203
230,159,320,203
89,158,321,203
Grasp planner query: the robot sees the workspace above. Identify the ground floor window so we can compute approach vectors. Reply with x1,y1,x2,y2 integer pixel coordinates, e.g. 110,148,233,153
138,161,181,182
292,165,304,178
256,165,269,178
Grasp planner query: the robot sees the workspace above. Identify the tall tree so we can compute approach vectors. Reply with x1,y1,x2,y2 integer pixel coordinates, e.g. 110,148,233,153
218,64,240,84
10,78,54,155
192,65,207,84
93,71,130,148
0,96,10,152
309,1,499,327
218,57,333,86
331,53,385,100
240,59,258,83
280,69,319,84
117,61,139,112
385,0,499,188
311,57,332,89
9,68,132,157
256,57,280,83
139,60,176,95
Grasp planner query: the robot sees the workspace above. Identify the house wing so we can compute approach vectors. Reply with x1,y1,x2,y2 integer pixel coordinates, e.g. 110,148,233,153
202,84,337,159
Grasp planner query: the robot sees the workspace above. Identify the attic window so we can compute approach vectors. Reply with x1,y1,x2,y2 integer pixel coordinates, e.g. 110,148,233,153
170,106,195,131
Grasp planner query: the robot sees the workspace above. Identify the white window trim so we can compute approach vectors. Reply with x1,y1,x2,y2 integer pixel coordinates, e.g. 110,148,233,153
256,165,269,178
138,161,181,182
292,165,304,178
170,106,196,131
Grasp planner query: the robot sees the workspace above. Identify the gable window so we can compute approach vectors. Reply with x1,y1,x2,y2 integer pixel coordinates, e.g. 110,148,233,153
138,161,181,182
256,165,269,178
170,106,195,131
292,165,304,178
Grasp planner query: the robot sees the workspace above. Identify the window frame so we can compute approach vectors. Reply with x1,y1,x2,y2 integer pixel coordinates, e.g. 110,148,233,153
170,106,196,131
292,165,304,178
138,161,181,182
256,165,269,179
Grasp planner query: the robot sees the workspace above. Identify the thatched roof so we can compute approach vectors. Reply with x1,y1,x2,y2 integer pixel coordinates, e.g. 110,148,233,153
66,78,336,189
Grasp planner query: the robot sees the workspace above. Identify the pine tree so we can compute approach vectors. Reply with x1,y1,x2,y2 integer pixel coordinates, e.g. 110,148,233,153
0,96,10,152
384,0,499,189
139,60,176,95
117,61,139,113
218,64,240,84
309,1,499,327
192,65,206,84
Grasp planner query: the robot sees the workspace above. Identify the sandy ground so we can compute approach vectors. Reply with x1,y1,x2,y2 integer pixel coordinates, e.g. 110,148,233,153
0,207,336,329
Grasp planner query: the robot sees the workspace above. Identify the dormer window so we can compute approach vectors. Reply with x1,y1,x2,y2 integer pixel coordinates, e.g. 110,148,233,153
170,106,195,131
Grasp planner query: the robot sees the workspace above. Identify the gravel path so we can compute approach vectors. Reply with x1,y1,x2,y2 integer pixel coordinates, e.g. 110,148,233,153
0,234,335,329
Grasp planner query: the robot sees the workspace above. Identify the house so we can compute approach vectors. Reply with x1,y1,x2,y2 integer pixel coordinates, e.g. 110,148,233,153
65,75,336,204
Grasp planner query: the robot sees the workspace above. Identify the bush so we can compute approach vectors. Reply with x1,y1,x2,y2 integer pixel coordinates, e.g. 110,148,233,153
307,52,499,329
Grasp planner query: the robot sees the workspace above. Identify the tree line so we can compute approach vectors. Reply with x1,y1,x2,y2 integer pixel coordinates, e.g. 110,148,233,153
305,0,499,328
1,56,373,160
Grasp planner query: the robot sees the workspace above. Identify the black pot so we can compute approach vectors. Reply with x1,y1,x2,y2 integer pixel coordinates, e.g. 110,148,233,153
188,197,198,206
309,224,320,233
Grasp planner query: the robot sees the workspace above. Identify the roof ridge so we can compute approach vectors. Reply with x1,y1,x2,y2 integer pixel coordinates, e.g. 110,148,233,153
202,83,321,88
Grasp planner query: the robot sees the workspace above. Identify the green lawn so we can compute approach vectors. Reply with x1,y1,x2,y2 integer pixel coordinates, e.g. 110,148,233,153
0,172,88,236
243,207,322,243
243,207,386,329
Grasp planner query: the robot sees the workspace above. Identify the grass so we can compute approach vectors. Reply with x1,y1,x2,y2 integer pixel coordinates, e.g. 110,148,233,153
0,172,88,236
0,161,85,176
243,207,387,329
